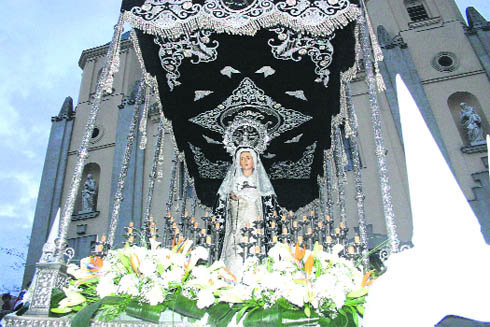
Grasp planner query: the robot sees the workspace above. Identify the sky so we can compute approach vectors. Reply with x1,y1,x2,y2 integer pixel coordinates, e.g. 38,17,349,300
0,0,488,294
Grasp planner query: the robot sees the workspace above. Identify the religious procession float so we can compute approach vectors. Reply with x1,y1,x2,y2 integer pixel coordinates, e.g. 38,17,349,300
5,0,408,326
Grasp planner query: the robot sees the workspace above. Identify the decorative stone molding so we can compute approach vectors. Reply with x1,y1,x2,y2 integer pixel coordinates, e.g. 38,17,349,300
461,143,488,154
431,51,459,73
71,210,100,221
408,16,442,29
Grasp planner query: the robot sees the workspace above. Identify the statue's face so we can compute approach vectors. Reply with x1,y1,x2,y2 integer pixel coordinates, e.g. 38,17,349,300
240,152,254,171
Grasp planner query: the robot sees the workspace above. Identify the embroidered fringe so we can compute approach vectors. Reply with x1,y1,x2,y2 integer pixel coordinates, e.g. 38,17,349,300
360,0,386,92
101,13,124,94
122,5,360,39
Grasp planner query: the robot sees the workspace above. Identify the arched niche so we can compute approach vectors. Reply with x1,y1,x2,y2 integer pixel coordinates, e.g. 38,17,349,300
75,162,101,214
447,92,488,146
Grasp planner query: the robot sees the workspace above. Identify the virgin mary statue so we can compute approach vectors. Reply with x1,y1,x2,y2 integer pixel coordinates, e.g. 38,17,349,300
214,147,277,276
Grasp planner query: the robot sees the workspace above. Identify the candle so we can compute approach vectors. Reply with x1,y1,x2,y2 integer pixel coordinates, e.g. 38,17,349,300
310,210,315,216
271,221,276,228
272,235,278,243
325,215,331,221
354,235,360,243
340,221,345,228
129,221,134,227
149,216,153,222
245,222,250,228
326,236,333,243
257,216,262,221
167,212,171,217
127,226,133,234
307,227,313,235
297,236,303,244
243,236,249,243
302,216,307,221
257,228,262,235
318,221,323,228
255,246,261,254
191,217,195,223
175,228,180,234
273,211,277,217
170,217,175,223
184,211,188,217
205,212,209,217
348,246,355,254
293,221,298,228
215,223,220,229
335,227,340,234
128,235,134,243
194,222,199,228
289,210,294,216
96,244,103,253
282,227,288,234
206,236,212,244
201,229,206,235
281,215,286,221
178,236,184,243
211,216,216,222
100,234,107,242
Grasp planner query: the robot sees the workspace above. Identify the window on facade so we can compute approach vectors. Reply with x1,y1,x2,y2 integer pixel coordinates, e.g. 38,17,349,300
405,0,429,22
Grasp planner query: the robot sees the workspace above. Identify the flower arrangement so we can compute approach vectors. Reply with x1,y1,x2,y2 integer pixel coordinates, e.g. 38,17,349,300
50,239,372,327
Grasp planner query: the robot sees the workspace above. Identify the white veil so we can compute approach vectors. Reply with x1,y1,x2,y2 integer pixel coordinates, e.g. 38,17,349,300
217,148,276,198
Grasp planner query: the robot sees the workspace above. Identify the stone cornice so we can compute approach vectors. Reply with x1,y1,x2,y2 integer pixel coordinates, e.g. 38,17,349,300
78,38,132,69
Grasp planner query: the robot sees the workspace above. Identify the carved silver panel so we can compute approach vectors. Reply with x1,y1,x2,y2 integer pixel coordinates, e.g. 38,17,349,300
189,143,230,179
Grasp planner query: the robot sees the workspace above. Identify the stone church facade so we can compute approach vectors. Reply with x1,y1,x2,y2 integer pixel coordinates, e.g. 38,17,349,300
23,0,489,285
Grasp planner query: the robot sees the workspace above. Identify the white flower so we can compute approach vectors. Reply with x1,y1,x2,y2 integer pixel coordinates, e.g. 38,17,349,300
187,246,209,270
139,258,157,277
67,263,92,280
280,281,306,308
118,274,139,296
218,284,251,304
144,282,165,306
96,274,118,298
196,289,215,309
59,287,86,308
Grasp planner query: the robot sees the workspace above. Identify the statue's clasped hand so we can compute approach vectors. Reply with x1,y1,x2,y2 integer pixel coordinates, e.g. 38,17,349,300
230,192,241,201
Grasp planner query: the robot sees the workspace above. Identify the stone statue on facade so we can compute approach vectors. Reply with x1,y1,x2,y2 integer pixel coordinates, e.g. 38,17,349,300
460,102,485,146
80,174,97,213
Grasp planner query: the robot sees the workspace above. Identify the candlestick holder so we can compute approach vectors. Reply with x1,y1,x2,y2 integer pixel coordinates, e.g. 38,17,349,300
93,235,109,257
238,240,253,263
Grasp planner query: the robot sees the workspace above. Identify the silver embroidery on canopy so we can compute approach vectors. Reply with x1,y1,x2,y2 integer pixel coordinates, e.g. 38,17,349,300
220,66,241,78
285,90,307,101
268,27,335,88
203,134,222,144
126,0,359,38
189,77,312,138
255,66,276,77
154,30,219,91
263,152,276,159
189,143,230,179
284,133,303,143
269,142,317,179
194,90,214,101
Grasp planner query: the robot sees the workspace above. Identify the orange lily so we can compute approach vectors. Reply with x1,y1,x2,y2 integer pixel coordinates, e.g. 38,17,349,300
88,256,103,274
130,253,141,275
361,269,377,287
304,254,314,277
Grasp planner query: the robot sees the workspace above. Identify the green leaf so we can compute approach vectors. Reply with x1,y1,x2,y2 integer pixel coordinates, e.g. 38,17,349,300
347,288,368,298
236,304,253,324
167,292,205,320
357,304,365,316
51,307,72,314
157,263,165,275
206,302,235,327
118,253,131,272
71,296,123,327
126,301,164,323
304,305,311,318
71,299,104,327
49,288,69,318
243,306,281,327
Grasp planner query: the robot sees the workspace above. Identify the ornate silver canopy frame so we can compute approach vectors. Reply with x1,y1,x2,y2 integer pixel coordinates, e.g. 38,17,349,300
189,77,312,152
